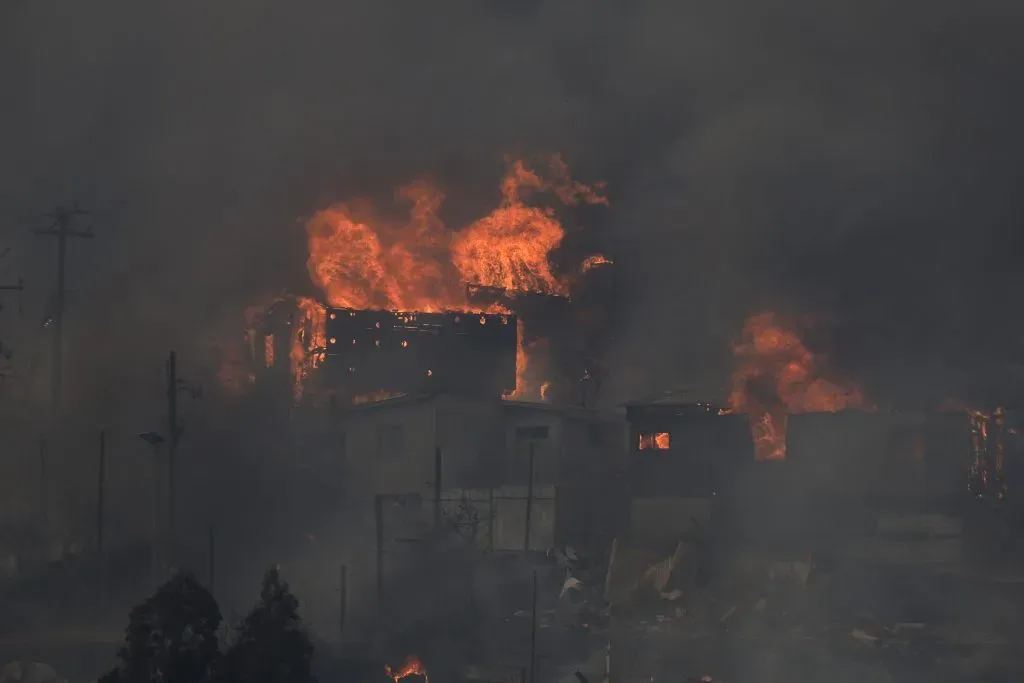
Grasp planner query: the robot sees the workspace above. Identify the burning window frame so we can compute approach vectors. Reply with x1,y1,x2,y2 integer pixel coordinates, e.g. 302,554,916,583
637,431,671,450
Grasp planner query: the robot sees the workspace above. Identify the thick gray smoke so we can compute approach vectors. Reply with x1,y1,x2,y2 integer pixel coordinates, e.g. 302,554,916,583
2,0,1023,409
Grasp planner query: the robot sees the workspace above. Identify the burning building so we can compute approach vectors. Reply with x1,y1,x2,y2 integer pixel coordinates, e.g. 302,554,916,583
232,156,613,408
722,311,869,461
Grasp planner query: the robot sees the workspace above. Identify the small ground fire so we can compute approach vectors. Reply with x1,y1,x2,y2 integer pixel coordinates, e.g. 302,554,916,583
385,655,428,683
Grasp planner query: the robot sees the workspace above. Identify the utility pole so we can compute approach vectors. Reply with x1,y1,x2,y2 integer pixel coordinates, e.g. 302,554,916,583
39,438,47,531
375,494,384,626
523,441,536,552
167,351,179,561
164,350,199,566
33,204,95,414
339,564,348,639
433,446,443,530
488,487,495,553
0,277,24,380
208,525,216,592
529,567,539,683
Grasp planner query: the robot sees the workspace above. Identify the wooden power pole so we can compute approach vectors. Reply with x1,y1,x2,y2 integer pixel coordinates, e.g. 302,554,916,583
33,204,95,413
523,441,536,552
164,349,199,565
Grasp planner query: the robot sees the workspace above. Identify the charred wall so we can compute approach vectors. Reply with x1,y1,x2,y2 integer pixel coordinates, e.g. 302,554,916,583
624,402,752,498
321,308,517,398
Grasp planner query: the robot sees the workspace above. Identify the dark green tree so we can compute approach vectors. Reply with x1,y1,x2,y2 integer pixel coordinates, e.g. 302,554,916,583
218,566,315,683
100,572,222,683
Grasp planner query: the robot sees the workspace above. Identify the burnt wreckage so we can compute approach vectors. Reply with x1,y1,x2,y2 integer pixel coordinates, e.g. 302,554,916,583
321,307,518,396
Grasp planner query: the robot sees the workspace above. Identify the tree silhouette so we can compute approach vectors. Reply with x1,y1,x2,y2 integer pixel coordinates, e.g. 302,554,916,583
100,572,221,683
217,567,315,683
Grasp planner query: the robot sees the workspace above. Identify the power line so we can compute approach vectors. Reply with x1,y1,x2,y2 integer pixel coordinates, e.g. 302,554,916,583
32,202,95,413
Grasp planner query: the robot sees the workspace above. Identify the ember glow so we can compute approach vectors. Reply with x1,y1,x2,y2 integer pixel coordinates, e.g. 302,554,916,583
289,296,327,401
639,432,671,450
263,334,275,368
352,390,407,405
724,312,867,460
581,253,613,272
966,405,1007,501
295,156,607,400
502,320,552,400
386,655,428,683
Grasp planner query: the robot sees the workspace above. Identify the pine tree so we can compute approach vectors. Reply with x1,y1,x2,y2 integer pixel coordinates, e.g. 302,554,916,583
101,572,222,683
218,567,316,683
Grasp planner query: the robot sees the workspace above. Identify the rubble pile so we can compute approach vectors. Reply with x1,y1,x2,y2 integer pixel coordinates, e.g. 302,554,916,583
551,533,1024,683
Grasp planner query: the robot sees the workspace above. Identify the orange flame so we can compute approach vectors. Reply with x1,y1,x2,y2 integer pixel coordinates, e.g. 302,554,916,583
725,312,867,460
352,390,407,405
943,401,1010,500
299,156,606,400
264,334,275,368
581,254,613,272
289,296,327,401
502,320,552,400
386,655,428,683
638,432,671,450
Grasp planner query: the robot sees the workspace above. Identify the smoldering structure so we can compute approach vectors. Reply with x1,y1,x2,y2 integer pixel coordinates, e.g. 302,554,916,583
214,160,1023,682
4,159,1023,683
228,290,1024,683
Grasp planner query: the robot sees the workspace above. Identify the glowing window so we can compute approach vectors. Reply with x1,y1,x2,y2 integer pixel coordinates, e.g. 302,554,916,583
638,432,670,450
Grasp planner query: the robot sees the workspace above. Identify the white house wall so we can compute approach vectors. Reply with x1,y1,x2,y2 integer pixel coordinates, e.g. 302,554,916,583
433,395,505,488
338,399,437,496
501,408,563,484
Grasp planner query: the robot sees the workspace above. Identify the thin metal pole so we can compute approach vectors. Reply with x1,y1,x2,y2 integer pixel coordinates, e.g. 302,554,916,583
375,494,384,624
151,444,160,588
208,525,216,592
433,447,442,529
167,351,178,564
488,487,495,553
39,438,48,531
339,564,348,638
51,223,67,412
529,568,538,683
96,430,106,554
523,441,536,552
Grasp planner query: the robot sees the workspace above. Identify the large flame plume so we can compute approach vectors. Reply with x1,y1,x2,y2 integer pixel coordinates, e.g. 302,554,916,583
724,312,868,460
290,156,607,400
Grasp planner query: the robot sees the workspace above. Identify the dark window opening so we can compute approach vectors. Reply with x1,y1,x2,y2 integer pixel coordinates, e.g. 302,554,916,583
638,431,671,450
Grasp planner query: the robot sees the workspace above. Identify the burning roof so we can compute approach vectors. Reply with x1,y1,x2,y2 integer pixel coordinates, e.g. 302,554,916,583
230,156,611,404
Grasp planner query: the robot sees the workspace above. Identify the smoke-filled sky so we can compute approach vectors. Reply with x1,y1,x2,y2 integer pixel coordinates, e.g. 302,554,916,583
2,0,1024,411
